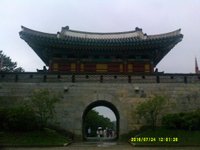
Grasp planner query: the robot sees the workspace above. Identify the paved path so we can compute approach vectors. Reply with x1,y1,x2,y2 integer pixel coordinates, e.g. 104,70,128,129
2,142,200,150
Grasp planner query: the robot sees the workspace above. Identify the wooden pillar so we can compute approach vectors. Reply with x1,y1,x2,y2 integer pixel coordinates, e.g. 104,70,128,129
123,61,127,73
77,60,80,73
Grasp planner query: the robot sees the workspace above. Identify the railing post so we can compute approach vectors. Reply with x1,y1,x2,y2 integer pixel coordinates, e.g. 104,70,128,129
1,74,5,78
72,75,75,83
29,74,33,79
156,75,160,83
100,75,103,83
184,76,187,84
57,74,61,79
15,74,18,82
43,75,47,82
128,75,131,83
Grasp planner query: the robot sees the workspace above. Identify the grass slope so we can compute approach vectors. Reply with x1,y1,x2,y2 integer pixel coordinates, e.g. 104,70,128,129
0,128,69,146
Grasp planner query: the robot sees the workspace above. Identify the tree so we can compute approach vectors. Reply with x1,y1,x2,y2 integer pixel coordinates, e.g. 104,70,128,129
0,50,24,72
30,89,60,128
84,109,114,137
136,95,167,129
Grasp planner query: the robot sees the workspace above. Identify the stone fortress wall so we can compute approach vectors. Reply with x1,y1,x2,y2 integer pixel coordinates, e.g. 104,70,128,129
0,73,200,139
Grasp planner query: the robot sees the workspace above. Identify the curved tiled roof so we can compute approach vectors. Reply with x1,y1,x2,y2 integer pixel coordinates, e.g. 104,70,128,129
20,26,182,40
19,26,183,66
59,26,144,39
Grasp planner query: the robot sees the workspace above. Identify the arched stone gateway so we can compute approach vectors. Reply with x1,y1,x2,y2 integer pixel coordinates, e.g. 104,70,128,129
82,100,120,140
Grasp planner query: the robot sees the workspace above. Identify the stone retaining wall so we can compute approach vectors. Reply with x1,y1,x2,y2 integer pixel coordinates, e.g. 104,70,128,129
0,73,200,140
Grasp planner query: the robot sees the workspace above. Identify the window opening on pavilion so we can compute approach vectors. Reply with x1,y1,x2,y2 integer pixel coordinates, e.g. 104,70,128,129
68,54,75,58
82,55,88,59
94,55,99,59
54,54,62,58
141,55,150,59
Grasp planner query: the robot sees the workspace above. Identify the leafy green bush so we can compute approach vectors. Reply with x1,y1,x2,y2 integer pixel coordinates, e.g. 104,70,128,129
1,89,61,132
0,108,8,130
181,112,200,130
162,113,183,129
162,110,200,130
0,106,39,131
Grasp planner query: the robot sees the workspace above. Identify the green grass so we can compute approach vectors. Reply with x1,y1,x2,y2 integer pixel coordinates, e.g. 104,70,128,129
129,128,200,146
0,128,69,146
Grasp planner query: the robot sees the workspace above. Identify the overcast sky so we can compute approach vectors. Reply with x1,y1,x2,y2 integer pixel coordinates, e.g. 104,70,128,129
94,106,116,122
0,0,200,73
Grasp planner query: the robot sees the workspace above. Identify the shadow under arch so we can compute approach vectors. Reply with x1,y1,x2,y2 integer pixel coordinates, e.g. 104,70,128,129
82,100,120,141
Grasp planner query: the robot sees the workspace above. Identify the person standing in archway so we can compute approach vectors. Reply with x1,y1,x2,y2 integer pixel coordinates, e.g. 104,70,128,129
87,127,91,137
103,128,107,138
99,128,103,137
112,130,115,138
96,129,100,138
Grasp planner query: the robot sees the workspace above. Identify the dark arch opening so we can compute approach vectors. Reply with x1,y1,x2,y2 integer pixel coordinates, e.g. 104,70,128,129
82,100,120,141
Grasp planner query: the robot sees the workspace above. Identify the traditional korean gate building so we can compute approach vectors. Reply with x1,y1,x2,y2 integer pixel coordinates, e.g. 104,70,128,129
2,26,196,141
19,26,183,74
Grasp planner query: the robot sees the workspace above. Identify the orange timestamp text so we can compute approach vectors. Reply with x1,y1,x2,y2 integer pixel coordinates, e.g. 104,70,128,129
130,137,179,143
